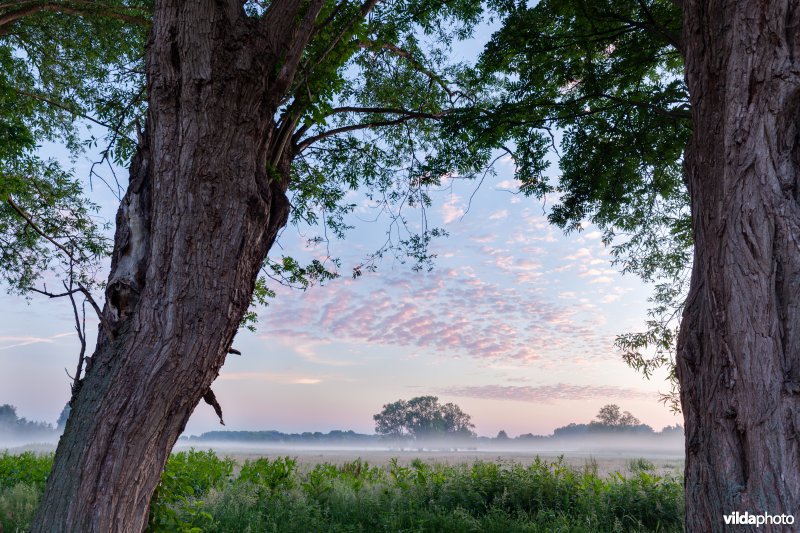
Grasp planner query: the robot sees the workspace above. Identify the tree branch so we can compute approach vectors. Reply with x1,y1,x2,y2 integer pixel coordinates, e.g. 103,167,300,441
599,5,681,52
6,194,79,263
0,0,149,34
261,0,325,94
64,277,87,399
298,0,378,77
599,93,690,120
29,283,114,340
295,110,451,152
357,41,457,99
14,88,125,135
326,106,451,119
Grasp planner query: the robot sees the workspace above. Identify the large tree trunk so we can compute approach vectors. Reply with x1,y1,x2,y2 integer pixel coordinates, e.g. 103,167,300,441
678,1,800,530
32,1,323,530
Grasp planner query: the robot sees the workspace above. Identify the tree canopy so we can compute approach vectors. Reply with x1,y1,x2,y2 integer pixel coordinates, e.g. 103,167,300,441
0,1,149,293
373,396,475,442
0,0,506,305
594,404,640,428
465,0,690,404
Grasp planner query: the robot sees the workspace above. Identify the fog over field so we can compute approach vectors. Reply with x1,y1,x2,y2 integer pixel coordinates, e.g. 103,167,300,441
169,434,685,478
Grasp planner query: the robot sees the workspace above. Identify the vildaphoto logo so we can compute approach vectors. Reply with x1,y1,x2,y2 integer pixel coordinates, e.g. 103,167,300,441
723,511,795,527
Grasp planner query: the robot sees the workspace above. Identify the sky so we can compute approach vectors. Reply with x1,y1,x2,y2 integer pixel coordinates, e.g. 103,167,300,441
0,151,681,438
0,17,683,439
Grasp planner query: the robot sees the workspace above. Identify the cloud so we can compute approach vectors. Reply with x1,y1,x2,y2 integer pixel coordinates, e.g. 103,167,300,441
286,341,357,367
469,234,496,244
442,383,653,403
565,248,592,261
488,209,508,220
258,266,617,366
218,371,325,385
0,333,75,351
441,195,465,224
578,269,616,278
495,179,521,192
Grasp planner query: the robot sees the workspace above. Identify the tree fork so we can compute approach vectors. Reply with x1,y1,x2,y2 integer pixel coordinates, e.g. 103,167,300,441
32,0,322,530
677,1,800,530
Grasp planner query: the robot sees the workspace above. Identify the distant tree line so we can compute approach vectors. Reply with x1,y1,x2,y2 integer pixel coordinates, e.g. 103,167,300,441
0,404,58,443
182,401,683,446
182,429,377,444
513,404,683,441
2,400,682,447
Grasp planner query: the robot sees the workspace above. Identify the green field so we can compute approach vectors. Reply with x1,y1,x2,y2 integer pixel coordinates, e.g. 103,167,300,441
1,450,683,532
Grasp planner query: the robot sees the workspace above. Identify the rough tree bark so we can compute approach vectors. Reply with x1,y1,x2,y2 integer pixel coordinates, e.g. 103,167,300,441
677,1,800,530
32,1,324,530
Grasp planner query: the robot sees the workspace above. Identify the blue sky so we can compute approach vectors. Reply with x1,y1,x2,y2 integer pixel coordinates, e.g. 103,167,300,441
0,149,680,438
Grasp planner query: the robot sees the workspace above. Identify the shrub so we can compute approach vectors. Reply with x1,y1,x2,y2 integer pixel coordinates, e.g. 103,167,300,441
0,483,39,532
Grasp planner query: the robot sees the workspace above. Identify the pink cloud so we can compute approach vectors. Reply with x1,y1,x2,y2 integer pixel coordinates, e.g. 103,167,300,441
442,383,653,403
257,266,617,365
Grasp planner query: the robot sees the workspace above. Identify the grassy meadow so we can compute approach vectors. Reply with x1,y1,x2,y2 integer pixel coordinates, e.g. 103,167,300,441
0,450,683,532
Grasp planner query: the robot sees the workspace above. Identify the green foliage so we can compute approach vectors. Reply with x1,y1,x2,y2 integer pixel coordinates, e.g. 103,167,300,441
595,404,640,428
0,2,148,293
373,396,476,442
147,450,234,532
627,458,656,474
1,1,510,329
0,452,52,491
0,450,684,531
237,456,297,494
475,1,691,402
0,482,40,532
280,0,501,282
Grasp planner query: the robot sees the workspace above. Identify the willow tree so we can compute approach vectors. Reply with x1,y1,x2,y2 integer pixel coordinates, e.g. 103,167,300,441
1,1,494,529
480,0,800,528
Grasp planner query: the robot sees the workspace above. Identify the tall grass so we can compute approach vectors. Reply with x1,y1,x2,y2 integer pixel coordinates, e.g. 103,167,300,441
0,450,683,532
0,452,51,532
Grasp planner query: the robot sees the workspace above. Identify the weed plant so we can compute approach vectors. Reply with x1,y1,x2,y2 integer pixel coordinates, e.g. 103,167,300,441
0,450,683,532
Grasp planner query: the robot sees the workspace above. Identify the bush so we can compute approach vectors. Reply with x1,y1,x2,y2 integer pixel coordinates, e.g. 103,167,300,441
0,452,52,491
0,483,39,532
0,450,684,532
146,449,235,532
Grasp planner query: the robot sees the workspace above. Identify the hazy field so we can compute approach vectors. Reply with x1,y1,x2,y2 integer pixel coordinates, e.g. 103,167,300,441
4,438,685,478
2,443,685,531
170,442,684,478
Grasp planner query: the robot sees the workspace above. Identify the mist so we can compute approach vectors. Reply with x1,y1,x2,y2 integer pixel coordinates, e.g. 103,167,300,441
167,432,684,465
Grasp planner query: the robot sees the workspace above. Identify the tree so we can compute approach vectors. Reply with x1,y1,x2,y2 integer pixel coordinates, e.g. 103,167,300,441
479,0,800,527
594,404,640,428
0,1,495,529
0,404,16,426
0,404,56,442
373,396,475,443
677,2,800,528
55,404,70,432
